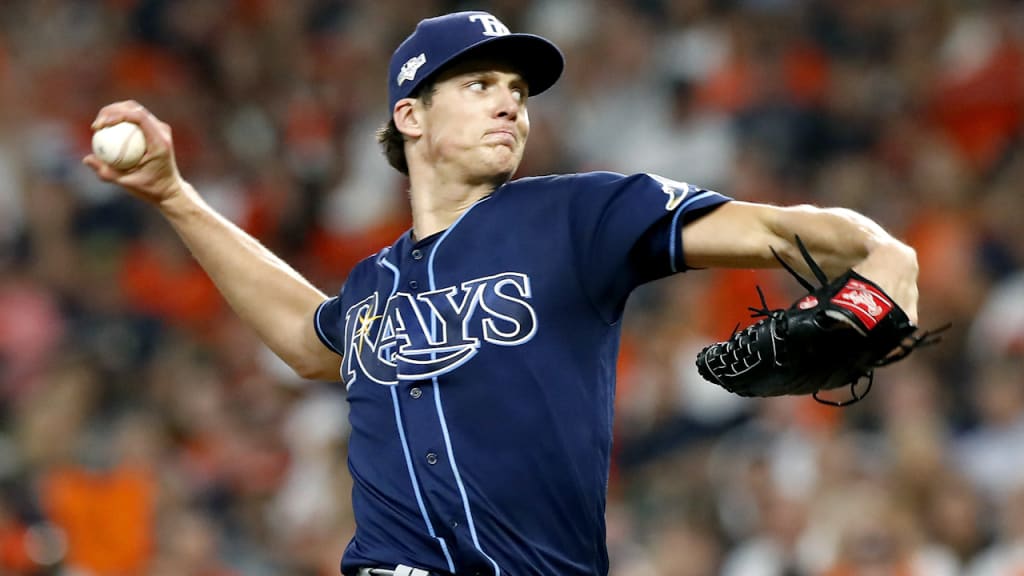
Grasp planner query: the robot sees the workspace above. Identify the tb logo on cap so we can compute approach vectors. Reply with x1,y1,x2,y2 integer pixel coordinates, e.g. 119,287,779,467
469,13,510,37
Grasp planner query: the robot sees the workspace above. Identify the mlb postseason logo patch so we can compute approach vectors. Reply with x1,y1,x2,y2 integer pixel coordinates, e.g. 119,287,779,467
397,53,427,86
831,279,893,330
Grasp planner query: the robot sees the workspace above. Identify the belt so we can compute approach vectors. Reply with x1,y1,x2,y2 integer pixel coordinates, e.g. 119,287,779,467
355,566,433,576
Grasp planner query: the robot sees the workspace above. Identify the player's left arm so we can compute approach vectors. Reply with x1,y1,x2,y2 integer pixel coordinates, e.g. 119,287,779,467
681,201,919,323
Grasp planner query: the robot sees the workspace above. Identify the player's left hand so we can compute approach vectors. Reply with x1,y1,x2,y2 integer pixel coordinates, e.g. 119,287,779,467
695,236,946,406
849,239,920,325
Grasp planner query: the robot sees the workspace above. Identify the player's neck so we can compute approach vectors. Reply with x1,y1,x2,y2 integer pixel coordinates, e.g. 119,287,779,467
407,174,498,240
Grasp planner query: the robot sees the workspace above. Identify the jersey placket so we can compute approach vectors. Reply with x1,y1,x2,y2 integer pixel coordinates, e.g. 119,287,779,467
396,243,467,542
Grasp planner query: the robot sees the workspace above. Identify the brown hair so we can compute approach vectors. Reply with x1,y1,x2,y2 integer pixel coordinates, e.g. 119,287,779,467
376,81,436,175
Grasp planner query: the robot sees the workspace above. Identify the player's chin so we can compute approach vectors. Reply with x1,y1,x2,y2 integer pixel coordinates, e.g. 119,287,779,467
488,163,519,185
482,145,522,175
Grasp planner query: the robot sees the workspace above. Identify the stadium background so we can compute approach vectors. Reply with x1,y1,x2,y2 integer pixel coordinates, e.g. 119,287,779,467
0,0,1022,574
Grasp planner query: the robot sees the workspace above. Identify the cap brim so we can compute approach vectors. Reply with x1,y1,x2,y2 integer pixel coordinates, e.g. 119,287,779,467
440,34,564,97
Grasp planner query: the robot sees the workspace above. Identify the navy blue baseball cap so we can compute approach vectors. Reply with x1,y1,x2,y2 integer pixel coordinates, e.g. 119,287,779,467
387,11,564,113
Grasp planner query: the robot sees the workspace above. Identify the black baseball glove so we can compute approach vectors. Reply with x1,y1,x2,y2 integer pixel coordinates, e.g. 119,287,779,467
696,237,947,406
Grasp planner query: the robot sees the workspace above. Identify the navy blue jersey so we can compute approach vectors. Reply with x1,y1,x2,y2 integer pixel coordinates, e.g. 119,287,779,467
315,171,730,576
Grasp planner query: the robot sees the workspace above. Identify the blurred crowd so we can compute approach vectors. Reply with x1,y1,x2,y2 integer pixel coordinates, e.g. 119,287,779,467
0,0,1022,575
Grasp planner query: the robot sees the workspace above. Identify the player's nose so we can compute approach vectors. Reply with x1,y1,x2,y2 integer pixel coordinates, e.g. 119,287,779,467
493,86,521,120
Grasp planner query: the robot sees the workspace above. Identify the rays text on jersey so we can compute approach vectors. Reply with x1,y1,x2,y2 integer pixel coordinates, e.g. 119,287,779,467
342,272,537,386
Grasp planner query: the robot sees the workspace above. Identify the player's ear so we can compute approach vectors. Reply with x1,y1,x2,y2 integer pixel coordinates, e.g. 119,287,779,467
393,99,423,138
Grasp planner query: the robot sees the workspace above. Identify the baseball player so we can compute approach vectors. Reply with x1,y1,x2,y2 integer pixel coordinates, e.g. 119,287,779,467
84,11,920,576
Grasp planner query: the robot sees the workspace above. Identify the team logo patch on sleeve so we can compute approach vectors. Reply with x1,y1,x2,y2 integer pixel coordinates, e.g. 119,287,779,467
830,279,893,330
647,174,702,211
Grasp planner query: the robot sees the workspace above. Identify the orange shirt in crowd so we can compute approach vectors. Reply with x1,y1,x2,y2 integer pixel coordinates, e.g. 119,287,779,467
0,518,34,573
40,465,157,575
119,242,224,332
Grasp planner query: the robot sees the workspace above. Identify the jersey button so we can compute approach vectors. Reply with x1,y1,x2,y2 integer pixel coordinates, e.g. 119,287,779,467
411,249,423,260
410,387,422,399
426,452,438,465
408,280,418,290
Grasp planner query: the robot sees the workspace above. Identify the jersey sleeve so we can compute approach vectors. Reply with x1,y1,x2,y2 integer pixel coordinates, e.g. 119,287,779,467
313,292,345,357
568,172,731,319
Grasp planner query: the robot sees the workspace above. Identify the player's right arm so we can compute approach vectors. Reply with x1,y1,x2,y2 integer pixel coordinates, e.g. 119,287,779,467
83,101,342,381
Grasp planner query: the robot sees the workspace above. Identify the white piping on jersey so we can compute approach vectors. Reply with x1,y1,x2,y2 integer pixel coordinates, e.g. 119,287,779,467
427,198,503,576
344,252,405,392
390,387,457,573
669,190,717,274
315,297,344,356
379,251,457,574
378,248,401,295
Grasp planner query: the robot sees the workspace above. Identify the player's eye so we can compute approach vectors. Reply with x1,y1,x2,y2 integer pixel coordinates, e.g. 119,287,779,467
467,80,486,92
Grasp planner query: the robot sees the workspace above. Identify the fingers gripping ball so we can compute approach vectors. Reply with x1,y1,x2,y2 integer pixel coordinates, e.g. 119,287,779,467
92,122,146,169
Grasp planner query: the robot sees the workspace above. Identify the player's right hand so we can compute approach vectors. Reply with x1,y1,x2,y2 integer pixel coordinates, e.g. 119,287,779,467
83,100,186,207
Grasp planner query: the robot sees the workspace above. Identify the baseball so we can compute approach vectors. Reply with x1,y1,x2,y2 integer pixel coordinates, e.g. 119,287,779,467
92,122,146,169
